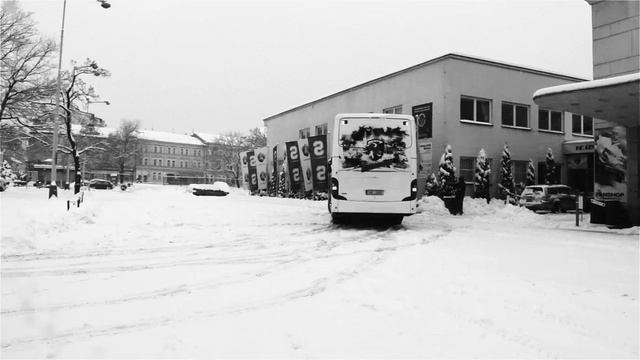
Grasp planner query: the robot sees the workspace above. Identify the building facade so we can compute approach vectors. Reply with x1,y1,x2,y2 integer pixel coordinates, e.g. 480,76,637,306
135,130,206,184
192,132,246,186
264,53,587,196
534,0,639,226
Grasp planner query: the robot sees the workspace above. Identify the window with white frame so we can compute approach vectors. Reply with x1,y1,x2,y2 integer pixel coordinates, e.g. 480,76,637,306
299,128,310,139
460,96,491,124
315,123,328,136
539,109,563,132
501,102,529,129
383,105,403,114
572,114,593,136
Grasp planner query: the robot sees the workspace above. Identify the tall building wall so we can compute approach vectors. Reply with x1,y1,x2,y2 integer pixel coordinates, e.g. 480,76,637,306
591,0,640,79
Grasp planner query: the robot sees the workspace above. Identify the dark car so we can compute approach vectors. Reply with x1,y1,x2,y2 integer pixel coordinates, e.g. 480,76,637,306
88,179,114,190
519,185,577,213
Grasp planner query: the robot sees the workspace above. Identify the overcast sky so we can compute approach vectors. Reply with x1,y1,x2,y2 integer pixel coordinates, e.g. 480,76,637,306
18,0,592,135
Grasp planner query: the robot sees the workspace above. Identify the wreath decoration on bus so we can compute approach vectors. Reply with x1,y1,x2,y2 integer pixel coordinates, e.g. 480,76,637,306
340,126,409,171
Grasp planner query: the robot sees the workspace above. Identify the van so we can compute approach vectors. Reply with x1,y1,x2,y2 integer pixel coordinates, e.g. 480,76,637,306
328,113,420,224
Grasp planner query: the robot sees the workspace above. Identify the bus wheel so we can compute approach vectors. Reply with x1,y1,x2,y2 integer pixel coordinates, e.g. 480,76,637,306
389,215,404,226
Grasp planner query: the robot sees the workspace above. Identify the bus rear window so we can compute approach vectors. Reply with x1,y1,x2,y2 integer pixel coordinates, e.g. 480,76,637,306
338,118,412,171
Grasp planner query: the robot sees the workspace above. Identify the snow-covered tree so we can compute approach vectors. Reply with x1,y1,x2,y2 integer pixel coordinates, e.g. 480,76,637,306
526,158,535,186
437,144,456,196
473,148,491,199
424,172,440,196
499,143,514,198
545,148,557,184
277,169,287,197
1,160,16,181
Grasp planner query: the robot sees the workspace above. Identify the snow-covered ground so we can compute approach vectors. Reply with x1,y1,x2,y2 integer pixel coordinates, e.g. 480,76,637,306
1,184,638,359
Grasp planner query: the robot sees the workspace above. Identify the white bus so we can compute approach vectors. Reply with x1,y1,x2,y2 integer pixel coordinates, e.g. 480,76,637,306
328,113,420,224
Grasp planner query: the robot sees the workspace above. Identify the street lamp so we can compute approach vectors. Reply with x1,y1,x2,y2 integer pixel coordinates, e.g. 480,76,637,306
86,100,110,112
49,0,110,198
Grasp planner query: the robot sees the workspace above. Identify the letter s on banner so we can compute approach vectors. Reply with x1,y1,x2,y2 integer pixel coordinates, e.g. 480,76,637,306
289,145,299,160
313,139,324,157
316,165,326,181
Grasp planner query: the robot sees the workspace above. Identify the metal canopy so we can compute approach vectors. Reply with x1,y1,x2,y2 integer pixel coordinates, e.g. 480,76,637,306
533,74,639,128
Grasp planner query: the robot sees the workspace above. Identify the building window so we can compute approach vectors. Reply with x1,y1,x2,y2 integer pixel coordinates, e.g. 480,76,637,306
459,157,475,183
143,158,148,166
172,160,176,167
539,109,563,132
315,123,328,136
501,102,529,129
460,96,491,124
572,114,593,136
153,159,157,166
154,146,157,153
173,148,176,154
383,105,403,114
513,160,528,186
299,128,310,139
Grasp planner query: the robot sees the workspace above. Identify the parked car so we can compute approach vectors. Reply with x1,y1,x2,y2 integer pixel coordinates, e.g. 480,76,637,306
0,178,6,192
88,179,114,190
519,184,577,213
190,181,230,196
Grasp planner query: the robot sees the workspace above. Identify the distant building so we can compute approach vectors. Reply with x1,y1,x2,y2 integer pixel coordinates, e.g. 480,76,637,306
534,0,639,226
192,132,245,186
136,130,206,184
263,53,588,196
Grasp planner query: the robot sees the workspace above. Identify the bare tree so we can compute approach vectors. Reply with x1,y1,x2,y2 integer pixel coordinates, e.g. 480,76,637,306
59,58,111,193
108,119,140,184
217,131,249,187
245,127,267,148
0,1,56,124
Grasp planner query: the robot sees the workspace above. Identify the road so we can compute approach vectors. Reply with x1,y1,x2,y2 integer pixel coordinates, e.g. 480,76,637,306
1,185,638,358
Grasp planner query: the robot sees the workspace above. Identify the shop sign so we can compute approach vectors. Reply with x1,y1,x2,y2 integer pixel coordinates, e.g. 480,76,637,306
563,141,595,154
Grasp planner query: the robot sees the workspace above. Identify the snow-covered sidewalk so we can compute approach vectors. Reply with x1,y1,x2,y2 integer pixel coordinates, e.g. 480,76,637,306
1,185,638,358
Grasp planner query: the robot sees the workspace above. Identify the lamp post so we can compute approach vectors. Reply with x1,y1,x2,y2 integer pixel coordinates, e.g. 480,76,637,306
86,100,110,113
49,0,110,199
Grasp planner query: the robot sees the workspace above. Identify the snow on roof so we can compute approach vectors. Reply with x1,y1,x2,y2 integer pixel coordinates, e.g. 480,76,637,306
192,132,222,143
533,72,640,99
137,129,204,146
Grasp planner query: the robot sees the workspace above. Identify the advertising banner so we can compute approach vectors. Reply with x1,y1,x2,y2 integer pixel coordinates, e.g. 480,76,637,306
239,151,249,189
307,135,328,192
298,139,313,192
285,141,302,193
594,126,627,202
412,103,433,139
255,147,268,191
418,140,433,180
247,150,258,192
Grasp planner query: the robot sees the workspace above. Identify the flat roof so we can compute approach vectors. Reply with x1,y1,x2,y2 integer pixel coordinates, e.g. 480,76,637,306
263,52,589,122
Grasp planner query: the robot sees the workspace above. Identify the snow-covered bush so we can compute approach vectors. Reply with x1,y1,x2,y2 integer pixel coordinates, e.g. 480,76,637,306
526,158,535,186
545,148,557,184
1,160,16,182
498,143,514,199
424,173,440,196
437,144,456,197
473,148,491,200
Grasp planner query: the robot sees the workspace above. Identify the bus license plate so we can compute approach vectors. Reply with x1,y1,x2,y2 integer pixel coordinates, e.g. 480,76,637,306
366,189,384,196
